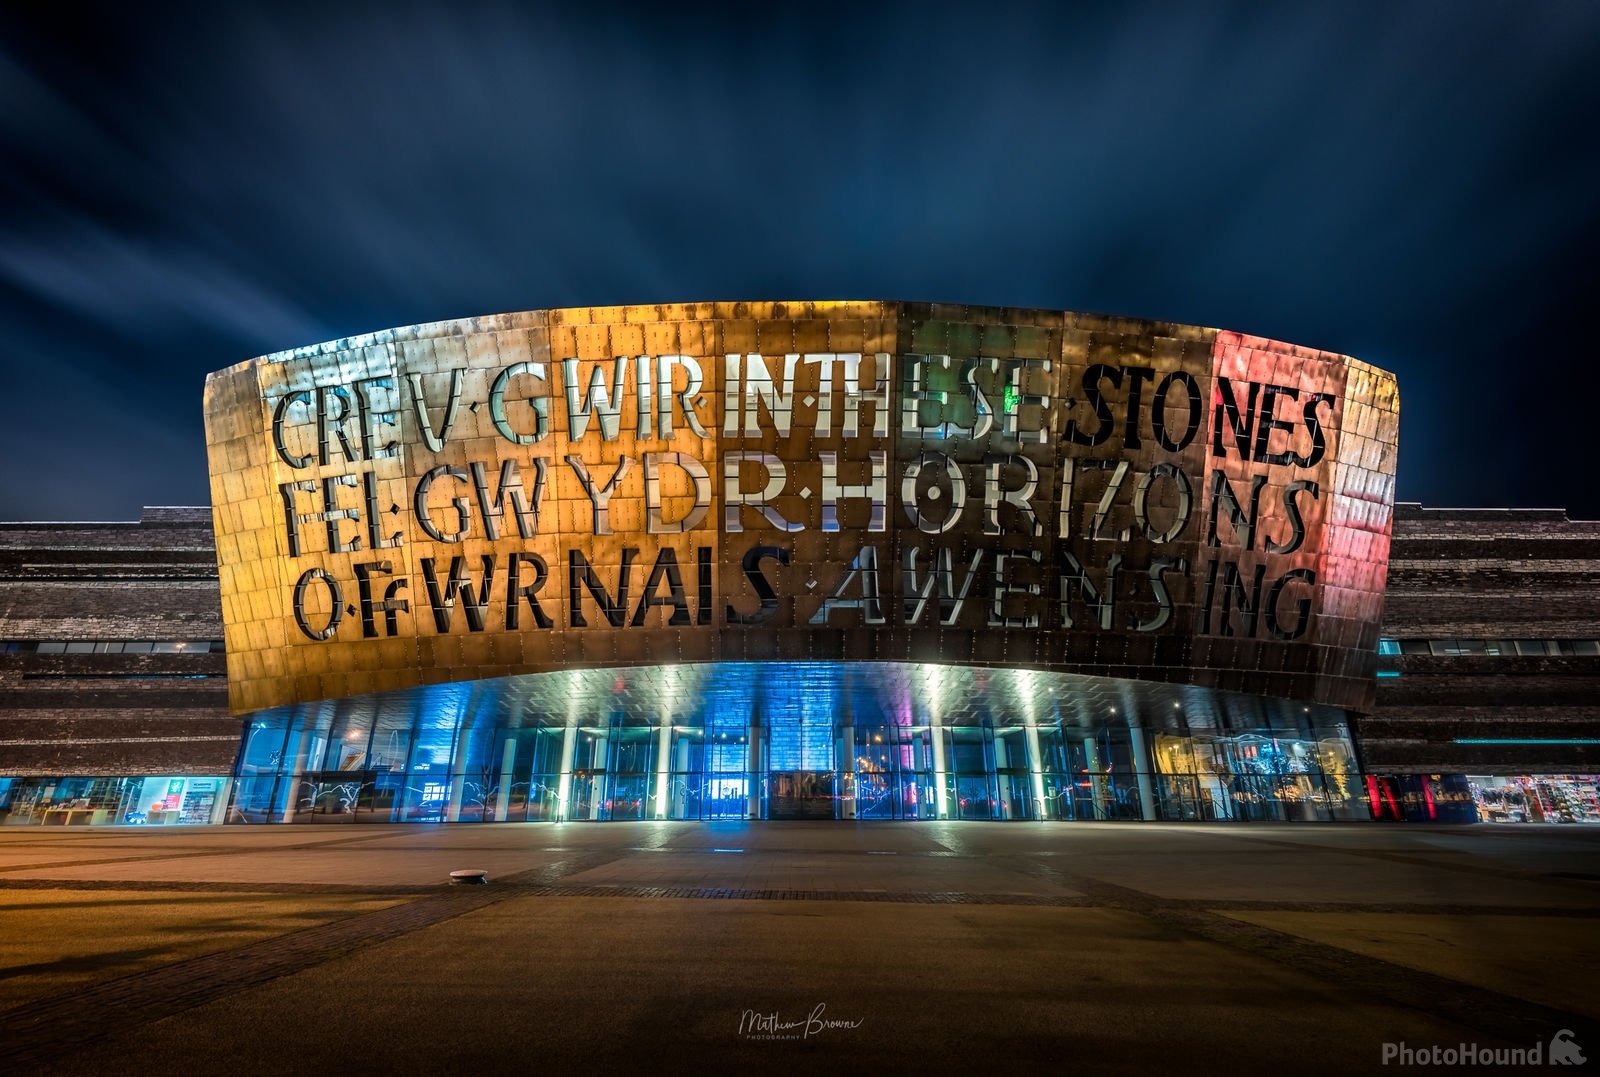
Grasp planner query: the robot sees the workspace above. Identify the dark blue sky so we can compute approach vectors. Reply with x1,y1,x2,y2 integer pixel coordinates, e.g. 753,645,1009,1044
3,2,1598,519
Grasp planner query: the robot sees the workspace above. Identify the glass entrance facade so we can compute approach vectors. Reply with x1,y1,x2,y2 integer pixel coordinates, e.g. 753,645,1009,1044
228,662,1365,824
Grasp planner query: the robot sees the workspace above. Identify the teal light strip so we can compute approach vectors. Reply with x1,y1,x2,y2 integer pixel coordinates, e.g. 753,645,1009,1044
1453,738,1600,745
1375,670,1402,678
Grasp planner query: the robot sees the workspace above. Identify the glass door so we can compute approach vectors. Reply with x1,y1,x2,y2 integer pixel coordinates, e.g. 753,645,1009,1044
768,770,836,818
946,724,998,819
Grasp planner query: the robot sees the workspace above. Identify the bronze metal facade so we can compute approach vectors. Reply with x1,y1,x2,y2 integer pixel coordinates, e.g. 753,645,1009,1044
203,301,1399,718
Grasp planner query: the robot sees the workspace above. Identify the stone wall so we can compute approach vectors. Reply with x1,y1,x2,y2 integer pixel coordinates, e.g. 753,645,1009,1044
1359,505,1600,773
0,507,236,775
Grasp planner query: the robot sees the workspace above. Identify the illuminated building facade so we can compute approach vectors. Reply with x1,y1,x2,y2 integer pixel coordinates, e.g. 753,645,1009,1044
201,301,1397,823
2,303,1592,825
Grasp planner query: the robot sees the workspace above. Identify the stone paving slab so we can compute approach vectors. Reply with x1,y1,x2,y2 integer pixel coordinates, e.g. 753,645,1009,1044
1218,909,1600,1020
29,897,1548,1075
2,821,1596,905
0,888,401,1011
1,847,576,887
1066,851,1600,908
0,888,502,1070
558,849,1083,895
0,821,1595,1073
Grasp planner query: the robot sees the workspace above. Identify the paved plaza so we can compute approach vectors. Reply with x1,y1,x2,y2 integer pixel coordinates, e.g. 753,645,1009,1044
0,821,1596,1073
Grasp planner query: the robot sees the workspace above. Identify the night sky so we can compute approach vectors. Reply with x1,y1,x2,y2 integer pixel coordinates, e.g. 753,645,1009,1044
3,3,1599,520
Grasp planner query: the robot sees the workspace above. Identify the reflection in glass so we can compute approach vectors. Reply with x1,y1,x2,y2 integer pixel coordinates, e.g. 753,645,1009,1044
224,661,1364,824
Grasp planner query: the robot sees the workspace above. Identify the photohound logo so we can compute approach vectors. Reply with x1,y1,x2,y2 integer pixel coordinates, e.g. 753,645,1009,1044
1553,1030,1587,1066
1380,1029,1585,1066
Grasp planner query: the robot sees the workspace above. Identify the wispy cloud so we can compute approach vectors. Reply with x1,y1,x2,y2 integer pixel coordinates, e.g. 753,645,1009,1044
0,1,1597,516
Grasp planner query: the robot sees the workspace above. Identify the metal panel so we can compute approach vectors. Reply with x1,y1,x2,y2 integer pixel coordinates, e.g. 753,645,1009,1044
203,301,1399,715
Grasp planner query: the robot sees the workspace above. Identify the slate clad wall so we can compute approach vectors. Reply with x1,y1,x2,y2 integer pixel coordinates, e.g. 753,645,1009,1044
0,507,237,776
3,503,1596,779
1358,504,1600,774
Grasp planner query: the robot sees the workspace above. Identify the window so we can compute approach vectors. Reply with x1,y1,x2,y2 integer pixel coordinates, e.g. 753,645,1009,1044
9,639,222,654
1383,638,1600,657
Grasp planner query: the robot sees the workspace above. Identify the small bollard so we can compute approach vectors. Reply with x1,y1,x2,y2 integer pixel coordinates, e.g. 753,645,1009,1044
449,869,489,885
